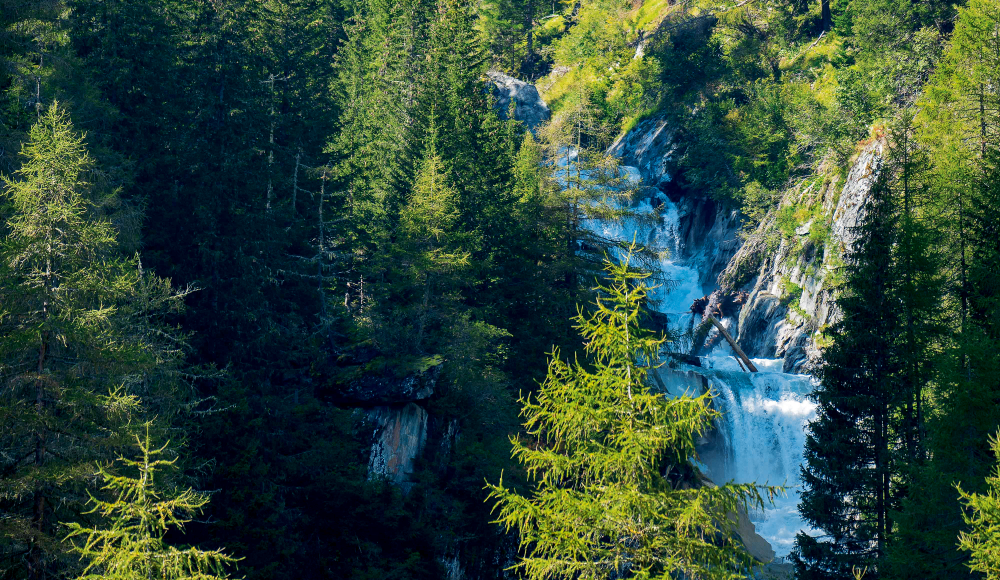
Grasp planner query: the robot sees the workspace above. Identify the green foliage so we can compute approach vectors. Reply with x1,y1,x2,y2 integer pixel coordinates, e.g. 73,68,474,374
740,181,779,232
0,103,190,577
479,0,541,75
795,116,945,580
781,278,803,303
958,433,1000,579
794,158,900,580
388,112,473,354
883,6,1000,576
551,1,630,65
64,428,238,580
886,327,1000,580
774,197,824,243
489,250,777,580
729,82,794,189
780,277,806,320
9,0,1000,578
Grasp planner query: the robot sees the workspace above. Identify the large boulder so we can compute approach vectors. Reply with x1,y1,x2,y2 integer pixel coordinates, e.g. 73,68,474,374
735,505,776,564
696,473,776,564
488,71,550,131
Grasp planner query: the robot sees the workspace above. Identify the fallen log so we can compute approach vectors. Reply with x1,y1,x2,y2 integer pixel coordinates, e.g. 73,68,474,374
706,315,758,373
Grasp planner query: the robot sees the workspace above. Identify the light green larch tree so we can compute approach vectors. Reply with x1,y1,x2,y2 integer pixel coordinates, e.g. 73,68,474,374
488,250,778,580
393,110,471,354
0,103,190,577
64,427,238,580
957,432,1000,580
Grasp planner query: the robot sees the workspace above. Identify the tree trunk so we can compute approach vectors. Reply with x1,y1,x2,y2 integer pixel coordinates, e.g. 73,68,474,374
982,85,988,158
292,148,302,214
416,277,432,353
706,316,758,372
523,0,535,77
821,0,832,32
29,337,47,580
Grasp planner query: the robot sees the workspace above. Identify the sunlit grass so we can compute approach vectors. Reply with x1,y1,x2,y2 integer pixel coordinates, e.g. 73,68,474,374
630,0,677,31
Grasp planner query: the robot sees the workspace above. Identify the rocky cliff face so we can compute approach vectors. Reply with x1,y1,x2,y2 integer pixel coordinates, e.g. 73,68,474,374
608,115,676,189
358,365,463,496
729,139,885,372
609,114,743,288
367,403,429,491
607,112,884,369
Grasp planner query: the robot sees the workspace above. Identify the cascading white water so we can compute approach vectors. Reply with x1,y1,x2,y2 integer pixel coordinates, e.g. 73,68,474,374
583,162,819,558
693,356,818,557
590,196,705,316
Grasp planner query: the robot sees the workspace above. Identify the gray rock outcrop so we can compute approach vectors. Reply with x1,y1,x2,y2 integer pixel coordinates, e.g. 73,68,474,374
831,140,884,246
651,365,710,399
488,71,550,131
676,197,743,289
732,138,885,373
607,114,676,189
367,403,428,492
608,115,742,289
342,362,441,405
735,506,776,564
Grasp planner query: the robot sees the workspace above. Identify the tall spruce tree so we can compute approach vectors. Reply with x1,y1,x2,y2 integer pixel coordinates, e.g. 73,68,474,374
882,115,957,578
888,116,943,470
0,104,189,579
489,250,776,580
795,124,944,580
888,140,1000,580
793,146,901,580
327,0,418,259
884,4,1000,577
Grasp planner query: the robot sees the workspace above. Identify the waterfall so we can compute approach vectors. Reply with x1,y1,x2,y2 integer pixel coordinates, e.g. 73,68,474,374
693,356,818,557
586,162,818,558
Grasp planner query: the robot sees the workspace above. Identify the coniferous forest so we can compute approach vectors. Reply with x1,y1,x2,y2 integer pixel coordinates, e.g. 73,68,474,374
2,0,1000,579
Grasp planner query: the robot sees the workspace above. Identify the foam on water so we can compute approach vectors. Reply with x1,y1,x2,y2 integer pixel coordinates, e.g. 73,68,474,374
696,356,820,556
591,198,706,314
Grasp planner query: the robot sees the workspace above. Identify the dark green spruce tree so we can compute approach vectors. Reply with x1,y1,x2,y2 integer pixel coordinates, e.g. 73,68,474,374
885,3,1000,576
793,149,902,580
327,0,420,264
390,109,472,355
886,140,1000,580
795,121,946,579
